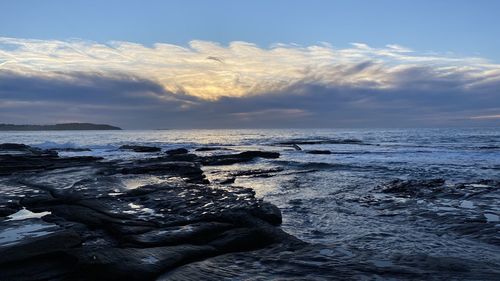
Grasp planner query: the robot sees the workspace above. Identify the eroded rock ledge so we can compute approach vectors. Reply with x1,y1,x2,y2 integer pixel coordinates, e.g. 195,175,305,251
4,144,497,280
0,144,304,280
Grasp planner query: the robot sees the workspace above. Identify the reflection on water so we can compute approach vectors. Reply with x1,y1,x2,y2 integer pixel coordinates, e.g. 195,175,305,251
0,128,499,277
0,220,57,247
120,174,171,189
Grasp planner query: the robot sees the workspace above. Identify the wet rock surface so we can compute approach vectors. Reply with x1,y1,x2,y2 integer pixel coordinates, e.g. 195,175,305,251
306,150,332,155
194,147,227,152
200,151,280,166
165,148,189,155
1,143,499,280
0,144,305,280
0,152,102,176
119,145,162,153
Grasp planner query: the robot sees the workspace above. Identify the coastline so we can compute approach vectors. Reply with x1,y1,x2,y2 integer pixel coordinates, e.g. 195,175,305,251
0,132,499,280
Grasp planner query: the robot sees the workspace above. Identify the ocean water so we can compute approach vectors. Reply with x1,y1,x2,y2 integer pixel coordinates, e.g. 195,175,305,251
1,128,499,277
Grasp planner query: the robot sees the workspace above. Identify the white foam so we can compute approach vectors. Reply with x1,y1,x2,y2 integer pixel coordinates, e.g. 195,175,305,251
33,141,78,149
484,213,499,222
128,203,141,209
6,208,51,221
459,200,474,209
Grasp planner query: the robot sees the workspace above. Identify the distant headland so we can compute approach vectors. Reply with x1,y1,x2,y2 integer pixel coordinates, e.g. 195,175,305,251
0,123,122,131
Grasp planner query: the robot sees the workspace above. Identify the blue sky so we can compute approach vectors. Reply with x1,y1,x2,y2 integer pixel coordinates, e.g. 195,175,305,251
0,1,499,128
2,0,500,61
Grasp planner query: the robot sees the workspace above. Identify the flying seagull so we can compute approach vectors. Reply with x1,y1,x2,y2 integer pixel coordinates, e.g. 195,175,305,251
207,56,224,63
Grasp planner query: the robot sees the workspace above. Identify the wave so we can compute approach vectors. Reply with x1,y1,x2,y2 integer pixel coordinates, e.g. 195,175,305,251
275,137,367,146
272,160,388,172
32,141,80,149
476,146,500,150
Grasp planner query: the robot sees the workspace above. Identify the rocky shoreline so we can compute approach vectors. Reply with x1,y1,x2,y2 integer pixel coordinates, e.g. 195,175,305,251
0,143,312,280
1,143,499,280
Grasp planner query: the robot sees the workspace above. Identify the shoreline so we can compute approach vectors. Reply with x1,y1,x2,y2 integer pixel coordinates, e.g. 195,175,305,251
0,142,499,280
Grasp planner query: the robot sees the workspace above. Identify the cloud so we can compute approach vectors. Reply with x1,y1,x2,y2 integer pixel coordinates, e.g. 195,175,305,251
470,114,500,120
2,37,499,99
0,37,499,128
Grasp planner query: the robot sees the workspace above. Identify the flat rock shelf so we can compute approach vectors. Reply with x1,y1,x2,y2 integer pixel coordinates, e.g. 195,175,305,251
0,143,498,280
0,144,309,280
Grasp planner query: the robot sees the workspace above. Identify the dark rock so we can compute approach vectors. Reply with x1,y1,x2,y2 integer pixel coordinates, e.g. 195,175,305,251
0,218,81,264
76,245,218,280
306,150,332,155
118,159,207,184
289,199,303,205
208,227,276,252
0,252,79,281
0,153,102,176
125,222,234,246
220,178,236,184
251,202,282,226
231,167,284,177
119,145,161,153
0,143,33,151
166,148,189,155
201,151,280,166
238,151,280,159
0,143,311,280
195,147,224,152
0,143,57,156
381,179,446,197
165,153,199,162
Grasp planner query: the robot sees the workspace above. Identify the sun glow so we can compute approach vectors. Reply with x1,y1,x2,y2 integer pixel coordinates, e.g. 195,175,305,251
1,37,499,100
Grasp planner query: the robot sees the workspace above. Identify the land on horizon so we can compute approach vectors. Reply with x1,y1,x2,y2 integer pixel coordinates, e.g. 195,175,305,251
0,123,122,131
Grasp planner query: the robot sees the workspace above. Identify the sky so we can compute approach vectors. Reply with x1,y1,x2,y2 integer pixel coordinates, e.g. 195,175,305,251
0,0,499,128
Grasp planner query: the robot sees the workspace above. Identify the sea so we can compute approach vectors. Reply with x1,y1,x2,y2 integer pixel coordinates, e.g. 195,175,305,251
1,128,499,278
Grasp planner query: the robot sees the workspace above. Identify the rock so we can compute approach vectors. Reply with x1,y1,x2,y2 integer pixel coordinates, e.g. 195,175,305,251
251,202,283,226
76,245,218,280
238,151,280,159
166,148,189,155
0,251,78,281
0,153,102,176
0,218,81,264
0,143,33,151
380,179,446,197
119,145,161,153
306,150,332,155
201,151,280,166
118,159,208,184
195,147,224,152
125,222,234,246
0,143,57,156
0,143,310,280
220,178,236,184
165,153,199,162
231,168,284,177
207,227,276,253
